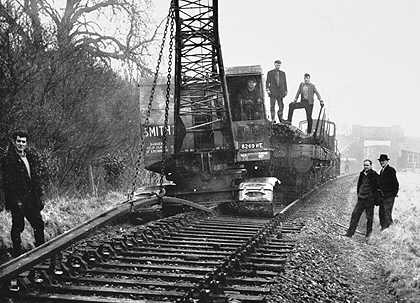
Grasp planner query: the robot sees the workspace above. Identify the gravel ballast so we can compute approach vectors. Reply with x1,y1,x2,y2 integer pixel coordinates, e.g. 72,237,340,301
268,175,400,303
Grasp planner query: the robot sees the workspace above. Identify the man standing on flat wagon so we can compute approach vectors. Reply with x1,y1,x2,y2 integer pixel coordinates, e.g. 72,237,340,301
287,73,324,134
3,130,45,257
377,154,399,230
344,159,379,238
266,59,288,122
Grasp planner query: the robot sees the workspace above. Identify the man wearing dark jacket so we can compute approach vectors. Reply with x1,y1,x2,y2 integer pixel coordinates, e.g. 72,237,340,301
239,78,263,120
266,60,287,122
3,130,45,257
345,159,379,238
377,154,399,230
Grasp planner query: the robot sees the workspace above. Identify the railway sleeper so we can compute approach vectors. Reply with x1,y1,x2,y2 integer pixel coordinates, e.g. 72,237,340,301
121,242,238,251
226,276,274,285
41,277,270,295
223,285,271,294
278,229,303,234
127,246,234,255
179,227,261,235
169,231,254,239
260,243,295,250
108,256,222,266
98,262,215,273
29,265,207,283
117,250,228,260
27,284,187,300
58,276,198,290
250,252,291,259
190,223,263,231
161,235,248,244
241,262,285,272
39,251,230,270
210,292,266,302
153,238,244,247
7,292,168,303
84,268,205,281
235,269,278,277
267,238,296,243
245,256,287,263
256,247,294,254
203,218,267,225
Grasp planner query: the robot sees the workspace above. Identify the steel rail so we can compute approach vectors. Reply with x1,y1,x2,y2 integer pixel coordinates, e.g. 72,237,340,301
180,176,341,302
0,196,161,282
0,194,214,283
276,174,347,218
0,176,343,301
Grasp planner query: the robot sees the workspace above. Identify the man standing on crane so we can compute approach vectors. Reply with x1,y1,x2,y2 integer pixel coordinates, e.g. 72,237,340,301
266,60,288,122
287,73,324,134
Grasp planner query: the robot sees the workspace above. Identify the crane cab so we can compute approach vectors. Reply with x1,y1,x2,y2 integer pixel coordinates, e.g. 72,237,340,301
225,66,271,163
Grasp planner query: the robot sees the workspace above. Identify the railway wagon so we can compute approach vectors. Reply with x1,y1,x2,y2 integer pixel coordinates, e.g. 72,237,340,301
224,66,340,213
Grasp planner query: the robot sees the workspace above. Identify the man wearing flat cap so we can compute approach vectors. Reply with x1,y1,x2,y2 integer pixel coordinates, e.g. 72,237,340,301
266,60,287,122
377,154,399,230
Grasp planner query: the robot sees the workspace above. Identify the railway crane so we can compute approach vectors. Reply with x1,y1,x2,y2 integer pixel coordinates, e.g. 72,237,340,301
142,0,341,216
0,1,340,301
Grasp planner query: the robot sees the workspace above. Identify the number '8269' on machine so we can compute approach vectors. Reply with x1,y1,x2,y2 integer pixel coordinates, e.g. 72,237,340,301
226,65,272,163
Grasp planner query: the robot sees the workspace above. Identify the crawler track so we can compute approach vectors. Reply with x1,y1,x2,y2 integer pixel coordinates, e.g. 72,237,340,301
0,193,314,303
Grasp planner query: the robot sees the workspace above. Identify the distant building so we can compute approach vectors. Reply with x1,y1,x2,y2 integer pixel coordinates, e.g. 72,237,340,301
399,137,420,169
344,125,404,170
337,125,420,171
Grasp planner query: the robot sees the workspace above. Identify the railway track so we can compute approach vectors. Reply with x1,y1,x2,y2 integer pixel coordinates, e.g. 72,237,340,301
0,191,315,303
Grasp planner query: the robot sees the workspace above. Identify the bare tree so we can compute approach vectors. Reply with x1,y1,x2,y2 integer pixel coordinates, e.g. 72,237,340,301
0,0,161,193
39,0,158,74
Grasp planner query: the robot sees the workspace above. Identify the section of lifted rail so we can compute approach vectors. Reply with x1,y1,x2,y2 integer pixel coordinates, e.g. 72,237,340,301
0,194,210,283
0,177,340,301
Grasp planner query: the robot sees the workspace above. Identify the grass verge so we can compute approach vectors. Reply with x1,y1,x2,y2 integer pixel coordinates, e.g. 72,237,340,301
370,172,420,302
0,191,124,259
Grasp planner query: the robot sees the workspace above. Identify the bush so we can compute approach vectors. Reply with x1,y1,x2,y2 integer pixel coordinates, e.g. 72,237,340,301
103,154,125,188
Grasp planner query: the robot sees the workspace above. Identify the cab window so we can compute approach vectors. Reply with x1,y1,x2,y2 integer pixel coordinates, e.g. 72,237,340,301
227,76,264,121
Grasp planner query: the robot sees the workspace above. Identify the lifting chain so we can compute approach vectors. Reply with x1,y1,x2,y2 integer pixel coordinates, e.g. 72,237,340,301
127,0,175,201
159,7,175,189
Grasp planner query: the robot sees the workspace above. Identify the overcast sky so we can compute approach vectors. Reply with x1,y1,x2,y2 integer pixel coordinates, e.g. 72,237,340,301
53,1,420,135
151,0,420,136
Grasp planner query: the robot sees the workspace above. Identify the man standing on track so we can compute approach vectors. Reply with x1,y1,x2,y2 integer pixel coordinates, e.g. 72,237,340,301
266,59,287,122
377,154,399,230
3,130,45,257
345,159,379,238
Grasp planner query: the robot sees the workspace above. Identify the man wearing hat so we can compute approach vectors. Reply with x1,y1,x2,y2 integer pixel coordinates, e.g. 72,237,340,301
377,154,399,230
266,60,287,122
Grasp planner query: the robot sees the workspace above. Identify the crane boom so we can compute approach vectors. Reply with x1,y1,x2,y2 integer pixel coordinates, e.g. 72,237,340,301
173,0,233,153
140,0,341,212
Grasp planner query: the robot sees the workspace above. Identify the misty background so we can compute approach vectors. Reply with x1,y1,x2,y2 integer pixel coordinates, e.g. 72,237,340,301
1,0,419,197
152,0,420,136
